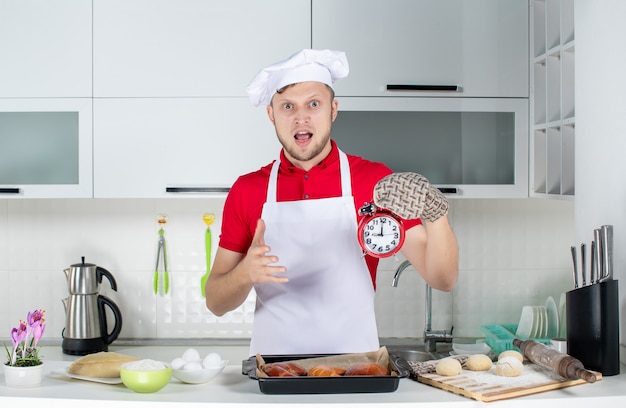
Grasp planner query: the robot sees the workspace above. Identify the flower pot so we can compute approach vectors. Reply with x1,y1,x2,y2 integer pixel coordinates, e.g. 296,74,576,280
3,363,44,387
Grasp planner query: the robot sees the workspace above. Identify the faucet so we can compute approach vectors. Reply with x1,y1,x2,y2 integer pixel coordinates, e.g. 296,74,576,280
392,260,453,352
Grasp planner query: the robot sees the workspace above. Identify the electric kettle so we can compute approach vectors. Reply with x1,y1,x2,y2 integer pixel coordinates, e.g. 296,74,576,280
61,257,123,356
64,256,118,294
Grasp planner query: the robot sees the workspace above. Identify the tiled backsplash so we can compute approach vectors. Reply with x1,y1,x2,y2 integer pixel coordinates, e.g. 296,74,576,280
0,198,575,341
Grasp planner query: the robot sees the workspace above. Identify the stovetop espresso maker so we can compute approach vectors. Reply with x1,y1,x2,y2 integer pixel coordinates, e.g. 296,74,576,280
62,257,123,355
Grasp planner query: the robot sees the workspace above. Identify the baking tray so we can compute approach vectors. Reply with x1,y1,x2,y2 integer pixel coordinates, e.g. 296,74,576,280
242,351,411,394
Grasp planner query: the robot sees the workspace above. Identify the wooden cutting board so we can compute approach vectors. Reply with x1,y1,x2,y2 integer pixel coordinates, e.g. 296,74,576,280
417,363,602,402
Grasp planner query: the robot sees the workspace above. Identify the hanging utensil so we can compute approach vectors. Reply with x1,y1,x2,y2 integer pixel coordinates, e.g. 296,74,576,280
200,212,215,298
154,214,169,295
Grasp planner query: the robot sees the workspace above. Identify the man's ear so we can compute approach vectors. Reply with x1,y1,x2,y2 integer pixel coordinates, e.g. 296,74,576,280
266,104,275,124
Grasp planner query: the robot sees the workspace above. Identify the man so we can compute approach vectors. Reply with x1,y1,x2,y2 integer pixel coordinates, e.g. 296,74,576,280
205,49,458,355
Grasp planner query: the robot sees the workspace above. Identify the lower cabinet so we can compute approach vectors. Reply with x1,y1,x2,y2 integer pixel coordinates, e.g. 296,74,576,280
93,98,280,198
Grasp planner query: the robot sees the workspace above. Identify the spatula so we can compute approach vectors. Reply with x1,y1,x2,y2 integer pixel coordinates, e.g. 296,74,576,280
200,212,215,297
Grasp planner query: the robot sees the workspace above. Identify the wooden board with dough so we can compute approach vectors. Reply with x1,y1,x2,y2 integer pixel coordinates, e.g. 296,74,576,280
417,362,602,402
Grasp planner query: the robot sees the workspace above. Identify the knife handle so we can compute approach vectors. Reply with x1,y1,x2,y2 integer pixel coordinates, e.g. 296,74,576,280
593,229,602,284
580,243,586,286
570,245,578,288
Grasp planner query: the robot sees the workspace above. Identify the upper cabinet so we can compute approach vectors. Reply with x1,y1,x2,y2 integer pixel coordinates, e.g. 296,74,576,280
0,0,91,97
93,98,279,198
93,0,310,97
312,0,529,98
530,0,575,198
0,98,93,198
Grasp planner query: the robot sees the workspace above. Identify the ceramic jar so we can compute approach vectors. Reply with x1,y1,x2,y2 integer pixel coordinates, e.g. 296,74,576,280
3,363,44,387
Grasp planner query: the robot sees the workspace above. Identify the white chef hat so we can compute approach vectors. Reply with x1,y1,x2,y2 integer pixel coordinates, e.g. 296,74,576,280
246,49,349,107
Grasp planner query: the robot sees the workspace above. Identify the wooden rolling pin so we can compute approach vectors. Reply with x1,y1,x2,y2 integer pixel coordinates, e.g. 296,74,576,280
513,339,597,383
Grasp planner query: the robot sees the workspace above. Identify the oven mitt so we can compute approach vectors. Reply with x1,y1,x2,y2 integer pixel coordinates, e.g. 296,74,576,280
374,172,448,222
406,355,468,379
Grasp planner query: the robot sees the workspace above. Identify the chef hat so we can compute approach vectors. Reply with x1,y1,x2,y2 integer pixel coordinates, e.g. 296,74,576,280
246,49,349,107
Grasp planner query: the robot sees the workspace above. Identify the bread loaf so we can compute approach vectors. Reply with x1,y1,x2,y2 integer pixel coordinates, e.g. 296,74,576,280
344,362,390,376
263,362,307,377
68,351,139,378
307,364,346,377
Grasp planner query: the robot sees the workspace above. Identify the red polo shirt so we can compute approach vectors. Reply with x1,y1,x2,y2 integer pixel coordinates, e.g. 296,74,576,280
219,141,422,287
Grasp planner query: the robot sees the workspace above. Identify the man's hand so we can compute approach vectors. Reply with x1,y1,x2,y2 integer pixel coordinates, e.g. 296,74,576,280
374,172,448,222
243,219,288,284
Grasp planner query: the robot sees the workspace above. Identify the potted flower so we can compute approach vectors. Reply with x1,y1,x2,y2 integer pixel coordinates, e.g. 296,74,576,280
3,309,46,387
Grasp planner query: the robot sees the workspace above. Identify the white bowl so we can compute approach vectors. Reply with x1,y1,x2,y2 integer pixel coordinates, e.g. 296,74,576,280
172,360,228,384
452,342,492,355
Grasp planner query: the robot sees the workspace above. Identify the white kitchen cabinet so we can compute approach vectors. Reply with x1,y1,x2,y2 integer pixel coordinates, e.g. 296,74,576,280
93,0,310,97
530,0,575,198
0,98,93,198
312,0,529,98
0,0,91,97
93,98,280,198
332,98,529,198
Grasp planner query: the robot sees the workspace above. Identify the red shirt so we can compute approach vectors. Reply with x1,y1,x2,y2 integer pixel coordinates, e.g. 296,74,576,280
219,141,422,287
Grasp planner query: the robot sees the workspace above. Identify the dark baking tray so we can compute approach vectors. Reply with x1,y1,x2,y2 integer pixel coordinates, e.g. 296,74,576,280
242,352,411,394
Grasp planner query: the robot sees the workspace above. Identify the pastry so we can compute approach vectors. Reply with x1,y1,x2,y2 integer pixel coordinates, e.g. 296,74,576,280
68,351,139,378
263,361,307,377
307,364,346,377
435,357,462,376
465,354,493,371
496,356,524,377
344,362,390,376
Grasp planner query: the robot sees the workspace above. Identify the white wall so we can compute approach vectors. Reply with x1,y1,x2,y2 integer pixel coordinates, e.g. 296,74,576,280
575,0,626,361
0,197,575,342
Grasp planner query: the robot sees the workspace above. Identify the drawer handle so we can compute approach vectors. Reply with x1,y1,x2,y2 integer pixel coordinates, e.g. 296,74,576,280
0,188,20,194
386,84,460,92
435,187,457,194
166,187,230,193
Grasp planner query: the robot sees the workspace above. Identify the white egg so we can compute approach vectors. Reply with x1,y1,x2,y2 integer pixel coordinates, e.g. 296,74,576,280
183,361,203,370
171,357,187,370
202,352,222,369
182,348,201,362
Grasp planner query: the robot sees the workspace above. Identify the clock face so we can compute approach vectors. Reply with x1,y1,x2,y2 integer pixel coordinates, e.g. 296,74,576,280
358,213,405,258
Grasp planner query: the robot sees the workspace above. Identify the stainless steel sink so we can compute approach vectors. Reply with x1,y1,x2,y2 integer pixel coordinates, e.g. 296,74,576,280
388,349,439,362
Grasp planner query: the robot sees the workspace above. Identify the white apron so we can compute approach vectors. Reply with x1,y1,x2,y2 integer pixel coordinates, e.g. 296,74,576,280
249,150,380,356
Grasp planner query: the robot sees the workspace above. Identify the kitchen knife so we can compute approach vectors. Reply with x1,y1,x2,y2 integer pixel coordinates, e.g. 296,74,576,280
590,240,596,284
570,245,578,288
593,228,602,284
580,243,587,286
600,225,613,282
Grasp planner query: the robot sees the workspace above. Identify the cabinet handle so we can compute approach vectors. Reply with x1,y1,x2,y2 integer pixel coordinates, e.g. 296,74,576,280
0,188,20,194
386,84,460,92
166,187,230,193
435,187,457,194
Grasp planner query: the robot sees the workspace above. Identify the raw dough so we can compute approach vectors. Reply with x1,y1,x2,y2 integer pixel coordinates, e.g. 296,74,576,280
496,356,524,377
436,357,462,376
465,354,493,371
498,350,524,363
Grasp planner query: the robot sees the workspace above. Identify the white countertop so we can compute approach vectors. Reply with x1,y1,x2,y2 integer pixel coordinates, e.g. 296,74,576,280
2,345,626,407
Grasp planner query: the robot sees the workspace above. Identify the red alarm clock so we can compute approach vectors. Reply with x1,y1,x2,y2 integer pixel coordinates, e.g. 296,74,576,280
357,202,406,258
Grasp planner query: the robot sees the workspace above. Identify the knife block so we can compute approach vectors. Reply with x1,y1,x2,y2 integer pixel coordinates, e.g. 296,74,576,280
566,279,620,376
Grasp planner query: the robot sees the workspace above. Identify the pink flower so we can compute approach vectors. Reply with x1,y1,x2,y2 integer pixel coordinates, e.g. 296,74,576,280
5,309,46,366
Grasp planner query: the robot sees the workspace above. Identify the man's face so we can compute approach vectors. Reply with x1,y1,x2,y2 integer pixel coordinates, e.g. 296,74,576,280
267,81,338,170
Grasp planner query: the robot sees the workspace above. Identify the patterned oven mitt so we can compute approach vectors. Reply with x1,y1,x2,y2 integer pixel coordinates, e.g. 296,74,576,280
406,355,468,379
374,172,449,222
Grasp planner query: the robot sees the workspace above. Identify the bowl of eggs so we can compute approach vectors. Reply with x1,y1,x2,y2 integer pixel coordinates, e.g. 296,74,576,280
171,348,228,384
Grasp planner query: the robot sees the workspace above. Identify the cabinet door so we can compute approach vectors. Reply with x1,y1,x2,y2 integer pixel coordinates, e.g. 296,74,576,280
312,0,528,98
0,0,91,97
93,98,280,198
93,0,310,97
332,97,529,198
0,99,93,198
